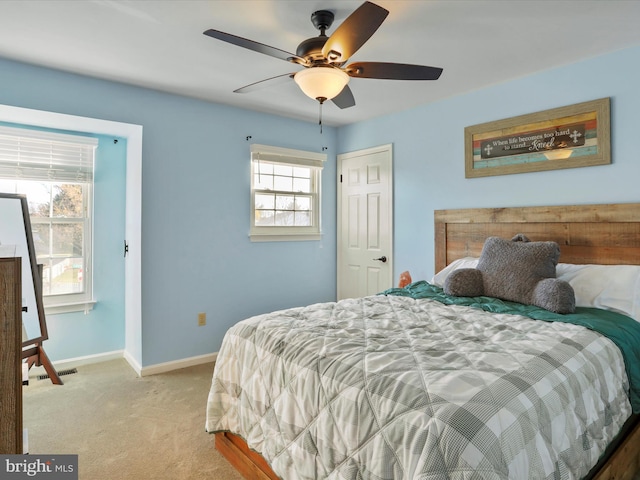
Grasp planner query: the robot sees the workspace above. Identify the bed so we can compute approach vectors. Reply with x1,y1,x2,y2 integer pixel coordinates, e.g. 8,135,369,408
206,202,640,480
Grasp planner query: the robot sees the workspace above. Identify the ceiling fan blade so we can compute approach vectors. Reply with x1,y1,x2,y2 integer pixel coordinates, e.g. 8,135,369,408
203,29,306,65
233,73,295,94
332,85,356,109
322,2,389,64
346,62,443,80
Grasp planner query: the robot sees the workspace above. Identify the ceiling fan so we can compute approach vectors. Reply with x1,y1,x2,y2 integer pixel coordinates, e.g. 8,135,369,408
203,1,443,110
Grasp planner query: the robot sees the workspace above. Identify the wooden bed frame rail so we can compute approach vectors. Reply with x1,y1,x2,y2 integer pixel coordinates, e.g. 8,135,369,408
591,417,640,480
215,432,279,480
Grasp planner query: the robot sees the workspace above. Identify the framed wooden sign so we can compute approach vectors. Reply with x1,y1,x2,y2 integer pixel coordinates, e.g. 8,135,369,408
465,97,610,178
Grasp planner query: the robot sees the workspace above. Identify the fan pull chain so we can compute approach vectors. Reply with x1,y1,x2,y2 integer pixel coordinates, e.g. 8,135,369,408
318,100,323,134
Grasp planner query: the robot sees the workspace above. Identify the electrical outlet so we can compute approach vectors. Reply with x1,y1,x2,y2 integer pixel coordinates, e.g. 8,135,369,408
198,312,206,326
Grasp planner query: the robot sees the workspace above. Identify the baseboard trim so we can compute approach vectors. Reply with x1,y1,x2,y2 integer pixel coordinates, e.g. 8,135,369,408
28,350,218,378
123,350,143,376
139,352,218,377
28,350,125,376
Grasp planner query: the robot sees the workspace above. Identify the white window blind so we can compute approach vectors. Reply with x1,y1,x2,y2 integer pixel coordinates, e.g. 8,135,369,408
251,148,326,169
0,125,97,182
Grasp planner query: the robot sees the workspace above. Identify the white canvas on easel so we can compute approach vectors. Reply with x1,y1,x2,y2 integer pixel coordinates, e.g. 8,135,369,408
2,243,36,368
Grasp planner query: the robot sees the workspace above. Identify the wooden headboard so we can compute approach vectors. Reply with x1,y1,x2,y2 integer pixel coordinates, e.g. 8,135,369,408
434,203,640,272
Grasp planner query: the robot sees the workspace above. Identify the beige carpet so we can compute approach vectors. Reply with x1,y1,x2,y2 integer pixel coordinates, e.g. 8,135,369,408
23,359,244,480
25,359,639,480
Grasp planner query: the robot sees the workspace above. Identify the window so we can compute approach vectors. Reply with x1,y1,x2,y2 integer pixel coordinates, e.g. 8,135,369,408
0,125,97,313
250,144,326,241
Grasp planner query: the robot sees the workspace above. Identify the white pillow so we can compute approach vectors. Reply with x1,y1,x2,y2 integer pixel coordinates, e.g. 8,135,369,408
431,257,479,287
556,264,640,322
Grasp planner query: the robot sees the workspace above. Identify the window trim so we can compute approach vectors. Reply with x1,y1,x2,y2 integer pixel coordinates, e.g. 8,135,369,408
0,124,96,314
39,182,94,313
249,144,326,242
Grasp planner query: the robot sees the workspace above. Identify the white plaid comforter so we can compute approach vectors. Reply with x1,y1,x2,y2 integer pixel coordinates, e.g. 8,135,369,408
206,295,632,479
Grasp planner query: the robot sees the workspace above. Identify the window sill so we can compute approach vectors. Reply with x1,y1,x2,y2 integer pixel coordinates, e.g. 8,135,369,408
249,233,322,242
45,300,96,315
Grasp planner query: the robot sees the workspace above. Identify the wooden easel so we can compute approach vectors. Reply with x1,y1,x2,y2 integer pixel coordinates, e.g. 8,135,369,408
1,194,62,387
22,342,62,385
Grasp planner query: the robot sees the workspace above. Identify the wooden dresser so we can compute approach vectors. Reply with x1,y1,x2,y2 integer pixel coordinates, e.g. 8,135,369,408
0,257,23,454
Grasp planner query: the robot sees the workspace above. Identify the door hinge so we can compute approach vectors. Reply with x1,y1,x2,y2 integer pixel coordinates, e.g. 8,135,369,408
340,174,343,183
124,240,129,257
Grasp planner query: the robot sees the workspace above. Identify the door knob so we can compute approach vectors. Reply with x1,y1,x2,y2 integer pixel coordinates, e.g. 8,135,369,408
373,256,387,263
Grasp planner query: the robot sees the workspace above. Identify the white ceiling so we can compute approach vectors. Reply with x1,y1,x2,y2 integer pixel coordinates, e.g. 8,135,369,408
1,0,640,127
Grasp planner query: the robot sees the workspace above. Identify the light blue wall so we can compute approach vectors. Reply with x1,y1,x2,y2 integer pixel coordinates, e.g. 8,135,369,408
0,121,127,362
44,133,128,360
45,133,128,361
337,45,640,283
2,44,639,367
0,57,338,366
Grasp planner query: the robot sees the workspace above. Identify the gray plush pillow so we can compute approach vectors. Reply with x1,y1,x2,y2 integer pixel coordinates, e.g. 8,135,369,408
444,234,576,314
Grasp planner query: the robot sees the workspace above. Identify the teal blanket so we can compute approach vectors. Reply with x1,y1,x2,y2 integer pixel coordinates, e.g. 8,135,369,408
382,281,640,413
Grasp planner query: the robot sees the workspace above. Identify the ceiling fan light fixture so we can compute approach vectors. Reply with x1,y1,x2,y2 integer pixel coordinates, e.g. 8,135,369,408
294,67,349,102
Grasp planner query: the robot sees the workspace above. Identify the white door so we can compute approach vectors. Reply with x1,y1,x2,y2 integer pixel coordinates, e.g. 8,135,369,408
337,144,393,300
